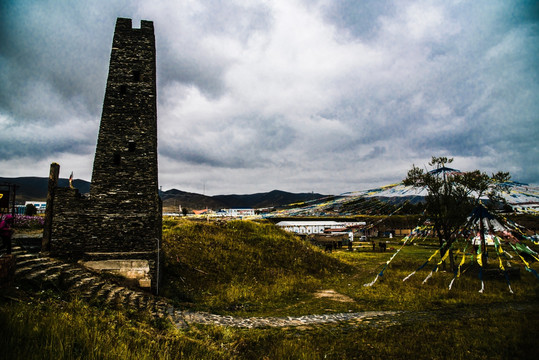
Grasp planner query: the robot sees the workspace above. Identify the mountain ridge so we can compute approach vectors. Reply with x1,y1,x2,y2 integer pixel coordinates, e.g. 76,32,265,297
0,177,327,210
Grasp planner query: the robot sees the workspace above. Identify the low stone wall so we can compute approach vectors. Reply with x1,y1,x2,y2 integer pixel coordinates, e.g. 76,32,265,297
49,187,162,293
50,188,161,255
79,251,159,290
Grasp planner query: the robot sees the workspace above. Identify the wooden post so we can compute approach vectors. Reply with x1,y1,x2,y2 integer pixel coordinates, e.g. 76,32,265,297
42,163,60,252
11,184,17,219
479,206,487,266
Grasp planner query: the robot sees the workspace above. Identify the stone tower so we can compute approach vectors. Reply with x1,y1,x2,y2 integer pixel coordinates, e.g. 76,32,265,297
45,18,162,294
91,17,161,251
92,18,157,200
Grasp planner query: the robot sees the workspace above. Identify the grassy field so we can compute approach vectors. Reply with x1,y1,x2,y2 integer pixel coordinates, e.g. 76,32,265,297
161,219,539,316
2,295,538,360
2,218,539,359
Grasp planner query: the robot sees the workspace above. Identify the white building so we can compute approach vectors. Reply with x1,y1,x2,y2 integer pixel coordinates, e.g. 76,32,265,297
25,201,47,213
219,208,255,217
275,221,365,235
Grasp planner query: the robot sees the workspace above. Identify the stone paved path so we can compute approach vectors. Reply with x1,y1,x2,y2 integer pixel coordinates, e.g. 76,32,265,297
7,243,401,329
179,310,401,329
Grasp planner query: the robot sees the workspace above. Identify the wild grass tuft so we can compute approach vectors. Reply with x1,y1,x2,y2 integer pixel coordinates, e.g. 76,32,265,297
0,296,230,360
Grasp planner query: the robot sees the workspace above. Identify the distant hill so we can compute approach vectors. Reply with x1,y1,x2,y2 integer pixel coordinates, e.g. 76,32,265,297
213,190,324,209
161,189,326,211
161,189,228,211
1,176,327,210
0,177,90,202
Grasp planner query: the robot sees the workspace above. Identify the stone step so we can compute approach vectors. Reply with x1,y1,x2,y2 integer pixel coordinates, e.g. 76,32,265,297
82,278,107,294
151,301,166,317
43,267,78,283
15,262,51,277
81,282,108,303
95,283,116,301
137,295,152,311
56,269,92,288
26,263,72,280
114,288,134,305
125,291,138,309
15,257,47,269
10,246,183,323
115,288,140,309
133,294,145,310
10,246,25,255
68,276,101,293
12,252,35,259
104,286,125,304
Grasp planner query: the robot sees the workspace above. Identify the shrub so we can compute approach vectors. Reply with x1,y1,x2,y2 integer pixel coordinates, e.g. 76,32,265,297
13,215,44,229
25,204,37,216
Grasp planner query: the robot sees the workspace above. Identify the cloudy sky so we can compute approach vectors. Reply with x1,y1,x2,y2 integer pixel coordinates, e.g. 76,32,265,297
1,0,538,195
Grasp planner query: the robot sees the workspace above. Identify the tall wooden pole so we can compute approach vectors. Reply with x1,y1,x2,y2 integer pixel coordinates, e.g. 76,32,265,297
42,163,59,252
479,205,487,266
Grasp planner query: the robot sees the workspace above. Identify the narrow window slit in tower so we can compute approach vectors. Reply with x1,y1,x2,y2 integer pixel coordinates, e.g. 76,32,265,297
128,141,136,152
133,71,141,82
113,153,121,165
120,84,127,95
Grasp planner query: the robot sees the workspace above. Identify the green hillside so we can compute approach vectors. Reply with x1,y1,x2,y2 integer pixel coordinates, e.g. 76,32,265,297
161,219,353,315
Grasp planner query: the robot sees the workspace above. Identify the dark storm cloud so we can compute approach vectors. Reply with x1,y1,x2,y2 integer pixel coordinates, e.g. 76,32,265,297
0,136,93,160
1,0,537,195
0,1,125,122
160,114,298,169
0,0,136,167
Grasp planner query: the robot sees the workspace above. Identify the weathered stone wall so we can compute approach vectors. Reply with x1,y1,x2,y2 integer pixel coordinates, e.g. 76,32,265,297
49,188,92,256
51,188,161,254
49,18,162,294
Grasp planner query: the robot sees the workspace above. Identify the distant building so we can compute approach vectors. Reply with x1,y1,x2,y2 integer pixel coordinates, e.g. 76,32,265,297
25,201,47,213
276,221,366,235
193,209,213,215
218,209,255,217
511,202,539,214
14,205,26,215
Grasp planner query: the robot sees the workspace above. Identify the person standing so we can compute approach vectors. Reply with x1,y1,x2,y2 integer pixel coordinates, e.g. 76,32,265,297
0,214,14,254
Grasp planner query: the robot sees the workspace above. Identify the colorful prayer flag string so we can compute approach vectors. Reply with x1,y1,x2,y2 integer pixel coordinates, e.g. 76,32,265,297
363,225,421,287
510,243,539,281
476,246,485,293
422,243,455,285
448,244,468,290
493,236,513,294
